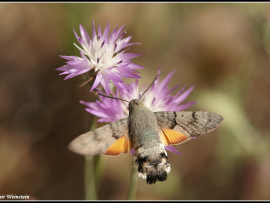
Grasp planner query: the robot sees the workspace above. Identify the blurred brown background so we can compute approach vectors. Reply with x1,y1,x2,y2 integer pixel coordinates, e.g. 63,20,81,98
0,3,270,200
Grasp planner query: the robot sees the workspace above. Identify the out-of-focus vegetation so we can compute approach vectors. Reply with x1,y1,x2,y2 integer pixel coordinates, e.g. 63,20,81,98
0,3,270,200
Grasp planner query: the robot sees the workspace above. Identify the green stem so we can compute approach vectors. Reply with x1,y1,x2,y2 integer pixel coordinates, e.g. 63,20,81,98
94,155,104,191
85,114,98,200
85,156,97,200
127,165,138,200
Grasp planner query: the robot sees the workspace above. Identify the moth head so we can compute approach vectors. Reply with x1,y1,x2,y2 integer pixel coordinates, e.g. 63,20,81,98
128,99,144,109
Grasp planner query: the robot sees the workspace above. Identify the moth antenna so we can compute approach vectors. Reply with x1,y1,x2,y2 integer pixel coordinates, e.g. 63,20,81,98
140,74,159,100
99,93,129,103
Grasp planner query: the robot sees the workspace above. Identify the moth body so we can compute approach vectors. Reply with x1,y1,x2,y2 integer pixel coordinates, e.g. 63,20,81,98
128,99,171,184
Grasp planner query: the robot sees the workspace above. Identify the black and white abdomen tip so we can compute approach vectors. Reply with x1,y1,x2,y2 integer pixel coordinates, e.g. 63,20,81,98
134,148,171,184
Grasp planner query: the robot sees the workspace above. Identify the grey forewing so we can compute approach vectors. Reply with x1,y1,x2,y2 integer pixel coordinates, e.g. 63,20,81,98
154,111,223,138
109,118,128,139
68,117,128,155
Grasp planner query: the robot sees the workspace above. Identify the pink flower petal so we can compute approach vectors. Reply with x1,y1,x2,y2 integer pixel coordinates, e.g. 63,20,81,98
173,86,194,104
103,22,110,39
91,20,96,40
80,24,90,45
131,148,135,156
90,72,102,92
165,145,182,156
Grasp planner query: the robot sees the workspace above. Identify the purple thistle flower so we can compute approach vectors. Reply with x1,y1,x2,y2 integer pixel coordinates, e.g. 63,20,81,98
80,90,127,123
121,68,197,113
56,21,144,94
80,69,197,156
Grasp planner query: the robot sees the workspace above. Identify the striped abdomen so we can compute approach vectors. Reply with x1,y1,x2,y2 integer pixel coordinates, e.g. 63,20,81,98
128,99,171,184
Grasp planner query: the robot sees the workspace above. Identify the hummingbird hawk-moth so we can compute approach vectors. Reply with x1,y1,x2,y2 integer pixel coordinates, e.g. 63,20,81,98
68,75,223,184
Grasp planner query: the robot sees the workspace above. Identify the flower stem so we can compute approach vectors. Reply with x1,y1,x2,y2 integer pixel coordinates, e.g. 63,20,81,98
94,154,105,190
85,156,97,200
127,165,138,200
85,115,97,200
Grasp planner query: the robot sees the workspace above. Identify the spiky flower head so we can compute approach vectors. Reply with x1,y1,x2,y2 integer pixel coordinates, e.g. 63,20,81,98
56,21,144,94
